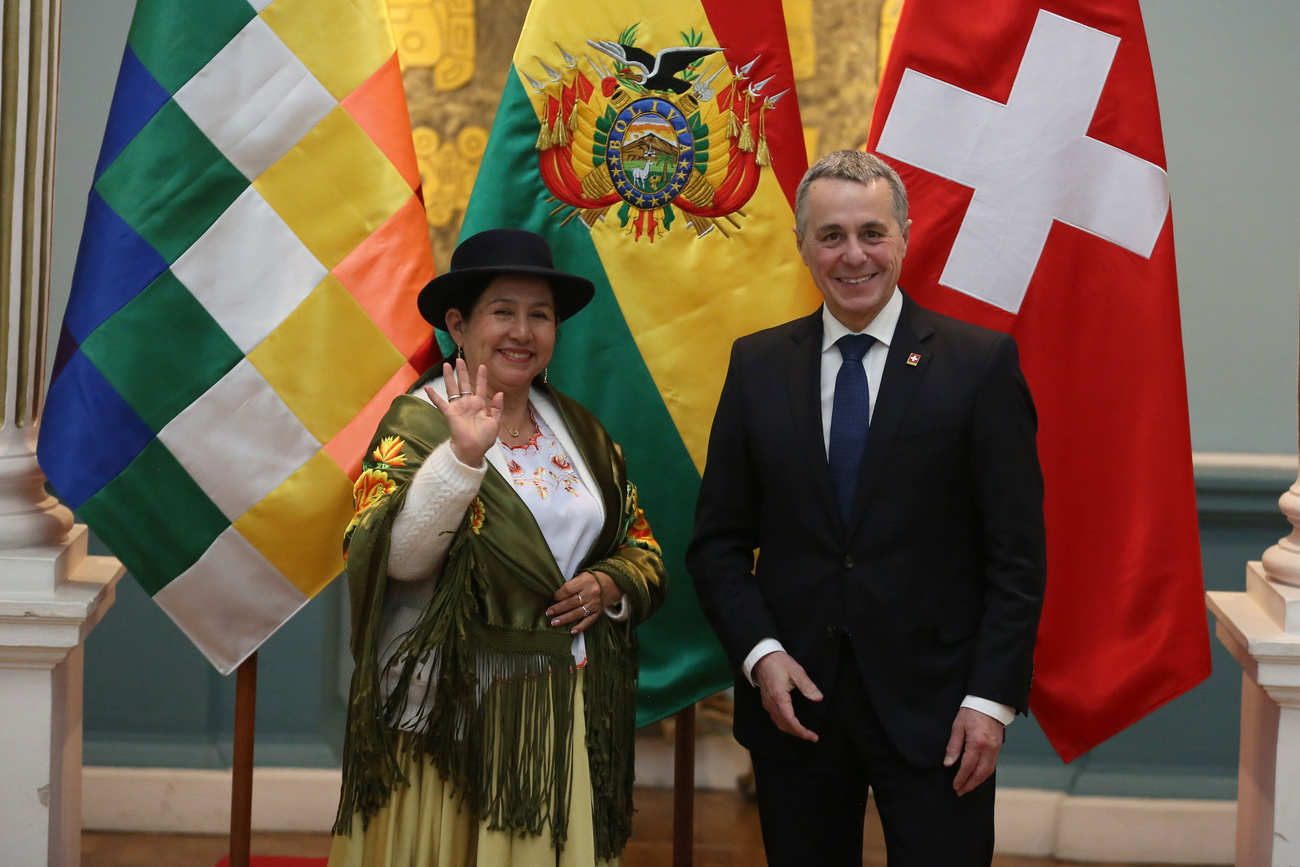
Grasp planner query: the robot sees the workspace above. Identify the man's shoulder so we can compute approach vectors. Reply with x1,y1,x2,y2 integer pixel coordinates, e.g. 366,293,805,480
904,294,1016,354
732,310,821,355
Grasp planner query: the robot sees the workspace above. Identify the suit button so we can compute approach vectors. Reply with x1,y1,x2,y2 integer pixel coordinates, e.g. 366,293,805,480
826,625,839,638
843,556,854,568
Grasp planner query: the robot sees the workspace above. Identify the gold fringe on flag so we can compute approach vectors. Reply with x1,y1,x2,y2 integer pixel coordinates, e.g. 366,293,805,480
737,92,755,152
726,109,740,139
756,103,771,167
552,116,570,147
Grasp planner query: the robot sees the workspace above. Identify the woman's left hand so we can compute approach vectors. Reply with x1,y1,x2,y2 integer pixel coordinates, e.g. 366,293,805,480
547,570,625,634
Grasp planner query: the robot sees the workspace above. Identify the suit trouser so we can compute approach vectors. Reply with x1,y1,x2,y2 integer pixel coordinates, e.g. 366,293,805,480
749,640,995,867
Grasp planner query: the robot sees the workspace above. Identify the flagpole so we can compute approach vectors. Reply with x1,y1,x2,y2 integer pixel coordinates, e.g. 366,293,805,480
229,651,258,867
672,703,695,867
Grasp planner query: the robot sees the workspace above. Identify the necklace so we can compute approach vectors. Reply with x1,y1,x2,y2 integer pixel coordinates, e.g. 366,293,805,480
505,405,537,439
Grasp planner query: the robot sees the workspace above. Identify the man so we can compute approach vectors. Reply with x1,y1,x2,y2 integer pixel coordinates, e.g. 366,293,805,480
688,150,1046,866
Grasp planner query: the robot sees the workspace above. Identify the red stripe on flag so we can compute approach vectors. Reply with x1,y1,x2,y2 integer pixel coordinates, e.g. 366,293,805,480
701,0,807,208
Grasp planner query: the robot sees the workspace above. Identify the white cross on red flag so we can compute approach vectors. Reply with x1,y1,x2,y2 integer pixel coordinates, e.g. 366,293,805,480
869,0,1211,762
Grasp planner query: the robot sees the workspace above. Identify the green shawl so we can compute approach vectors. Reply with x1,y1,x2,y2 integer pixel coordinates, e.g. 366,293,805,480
334,386,665,860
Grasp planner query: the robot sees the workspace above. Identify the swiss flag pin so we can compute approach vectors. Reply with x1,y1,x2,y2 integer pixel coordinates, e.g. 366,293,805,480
906,353,921,366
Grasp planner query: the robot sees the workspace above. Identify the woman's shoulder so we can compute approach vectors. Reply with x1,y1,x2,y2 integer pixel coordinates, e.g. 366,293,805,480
533,384,588,422
373,391,448,450
532,386,616,453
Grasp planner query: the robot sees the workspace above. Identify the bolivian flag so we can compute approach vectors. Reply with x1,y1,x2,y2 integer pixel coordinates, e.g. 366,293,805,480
461,0,819,722
38,0,435,674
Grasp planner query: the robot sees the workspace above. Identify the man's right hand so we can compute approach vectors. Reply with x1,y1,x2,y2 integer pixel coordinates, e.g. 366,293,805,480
753,651,823,742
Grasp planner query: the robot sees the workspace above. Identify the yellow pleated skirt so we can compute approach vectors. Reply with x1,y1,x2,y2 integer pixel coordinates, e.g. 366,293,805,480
327,671,618,867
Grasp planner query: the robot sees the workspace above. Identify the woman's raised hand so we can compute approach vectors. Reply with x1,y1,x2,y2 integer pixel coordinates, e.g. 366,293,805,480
425,358,503,467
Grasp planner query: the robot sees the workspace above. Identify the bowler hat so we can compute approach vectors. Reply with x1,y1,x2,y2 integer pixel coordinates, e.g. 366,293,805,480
417,229,596,331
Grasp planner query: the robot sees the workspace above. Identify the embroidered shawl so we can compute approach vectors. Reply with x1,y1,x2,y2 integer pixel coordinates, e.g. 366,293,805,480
333,386,665,860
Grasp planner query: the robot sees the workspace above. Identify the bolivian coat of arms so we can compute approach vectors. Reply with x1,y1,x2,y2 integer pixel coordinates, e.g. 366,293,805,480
524,25,789,242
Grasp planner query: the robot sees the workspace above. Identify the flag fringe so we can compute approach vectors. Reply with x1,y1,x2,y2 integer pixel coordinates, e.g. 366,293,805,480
738,120,754,152
552,117,571,147
726,109,740,139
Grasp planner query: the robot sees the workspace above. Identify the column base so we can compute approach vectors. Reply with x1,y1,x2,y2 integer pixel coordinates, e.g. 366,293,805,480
0,523,125,867
1208,561,1300,867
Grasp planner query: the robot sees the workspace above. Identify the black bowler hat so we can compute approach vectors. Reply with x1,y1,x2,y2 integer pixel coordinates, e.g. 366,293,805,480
417,229,596,331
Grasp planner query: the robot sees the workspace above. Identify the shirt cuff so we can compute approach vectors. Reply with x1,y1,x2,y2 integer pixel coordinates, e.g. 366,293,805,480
961,695,1016,726
741,638,786,686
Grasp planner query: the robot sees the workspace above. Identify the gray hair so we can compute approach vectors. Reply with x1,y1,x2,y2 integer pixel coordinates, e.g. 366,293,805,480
794,150,909,237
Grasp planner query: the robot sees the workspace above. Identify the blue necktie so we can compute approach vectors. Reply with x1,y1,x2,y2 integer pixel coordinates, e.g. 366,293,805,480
829,334,875,520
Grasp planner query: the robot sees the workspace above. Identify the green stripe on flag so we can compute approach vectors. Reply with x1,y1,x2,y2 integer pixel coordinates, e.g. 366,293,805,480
94,100,248,263
127,0,256,95
77,440,230,595
462,72,731,726
80,270,243,432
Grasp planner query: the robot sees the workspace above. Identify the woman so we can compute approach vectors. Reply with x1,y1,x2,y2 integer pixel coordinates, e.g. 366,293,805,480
329,229,665,866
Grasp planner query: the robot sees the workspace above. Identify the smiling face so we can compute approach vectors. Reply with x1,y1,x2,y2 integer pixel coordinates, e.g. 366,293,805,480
446,274,556,398
795,177,911,332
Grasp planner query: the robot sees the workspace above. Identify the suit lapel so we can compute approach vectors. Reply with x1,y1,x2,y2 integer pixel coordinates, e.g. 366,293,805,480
782,311,843,529
849,295,935,527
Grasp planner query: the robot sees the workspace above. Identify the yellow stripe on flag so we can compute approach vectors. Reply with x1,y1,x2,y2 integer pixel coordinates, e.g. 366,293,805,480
595,201,818,471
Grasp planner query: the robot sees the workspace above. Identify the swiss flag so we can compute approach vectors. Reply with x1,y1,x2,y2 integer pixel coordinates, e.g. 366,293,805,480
868,0,1211,761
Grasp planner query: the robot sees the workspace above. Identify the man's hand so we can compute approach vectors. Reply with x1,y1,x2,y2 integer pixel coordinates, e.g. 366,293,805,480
944,706,1005,796
752,651,823,742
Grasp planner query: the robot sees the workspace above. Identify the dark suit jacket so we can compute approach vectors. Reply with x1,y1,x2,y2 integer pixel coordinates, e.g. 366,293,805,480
687,294,1047,767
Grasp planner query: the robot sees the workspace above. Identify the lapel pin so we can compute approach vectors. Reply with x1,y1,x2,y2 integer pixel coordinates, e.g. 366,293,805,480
906,352,921,366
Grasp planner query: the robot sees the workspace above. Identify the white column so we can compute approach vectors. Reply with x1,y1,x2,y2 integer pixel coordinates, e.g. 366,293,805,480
0,2,125,865
0,529,122,867
1209,559,1300,866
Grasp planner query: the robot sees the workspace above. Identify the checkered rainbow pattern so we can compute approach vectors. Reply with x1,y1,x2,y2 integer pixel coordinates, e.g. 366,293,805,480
38,0,436,674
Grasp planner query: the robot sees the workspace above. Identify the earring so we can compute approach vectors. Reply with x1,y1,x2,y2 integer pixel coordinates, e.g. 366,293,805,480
543,366,549,384
455,344,464,361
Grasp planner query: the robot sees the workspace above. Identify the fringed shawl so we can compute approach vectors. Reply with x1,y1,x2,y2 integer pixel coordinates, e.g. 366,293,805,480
333,387,665,861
